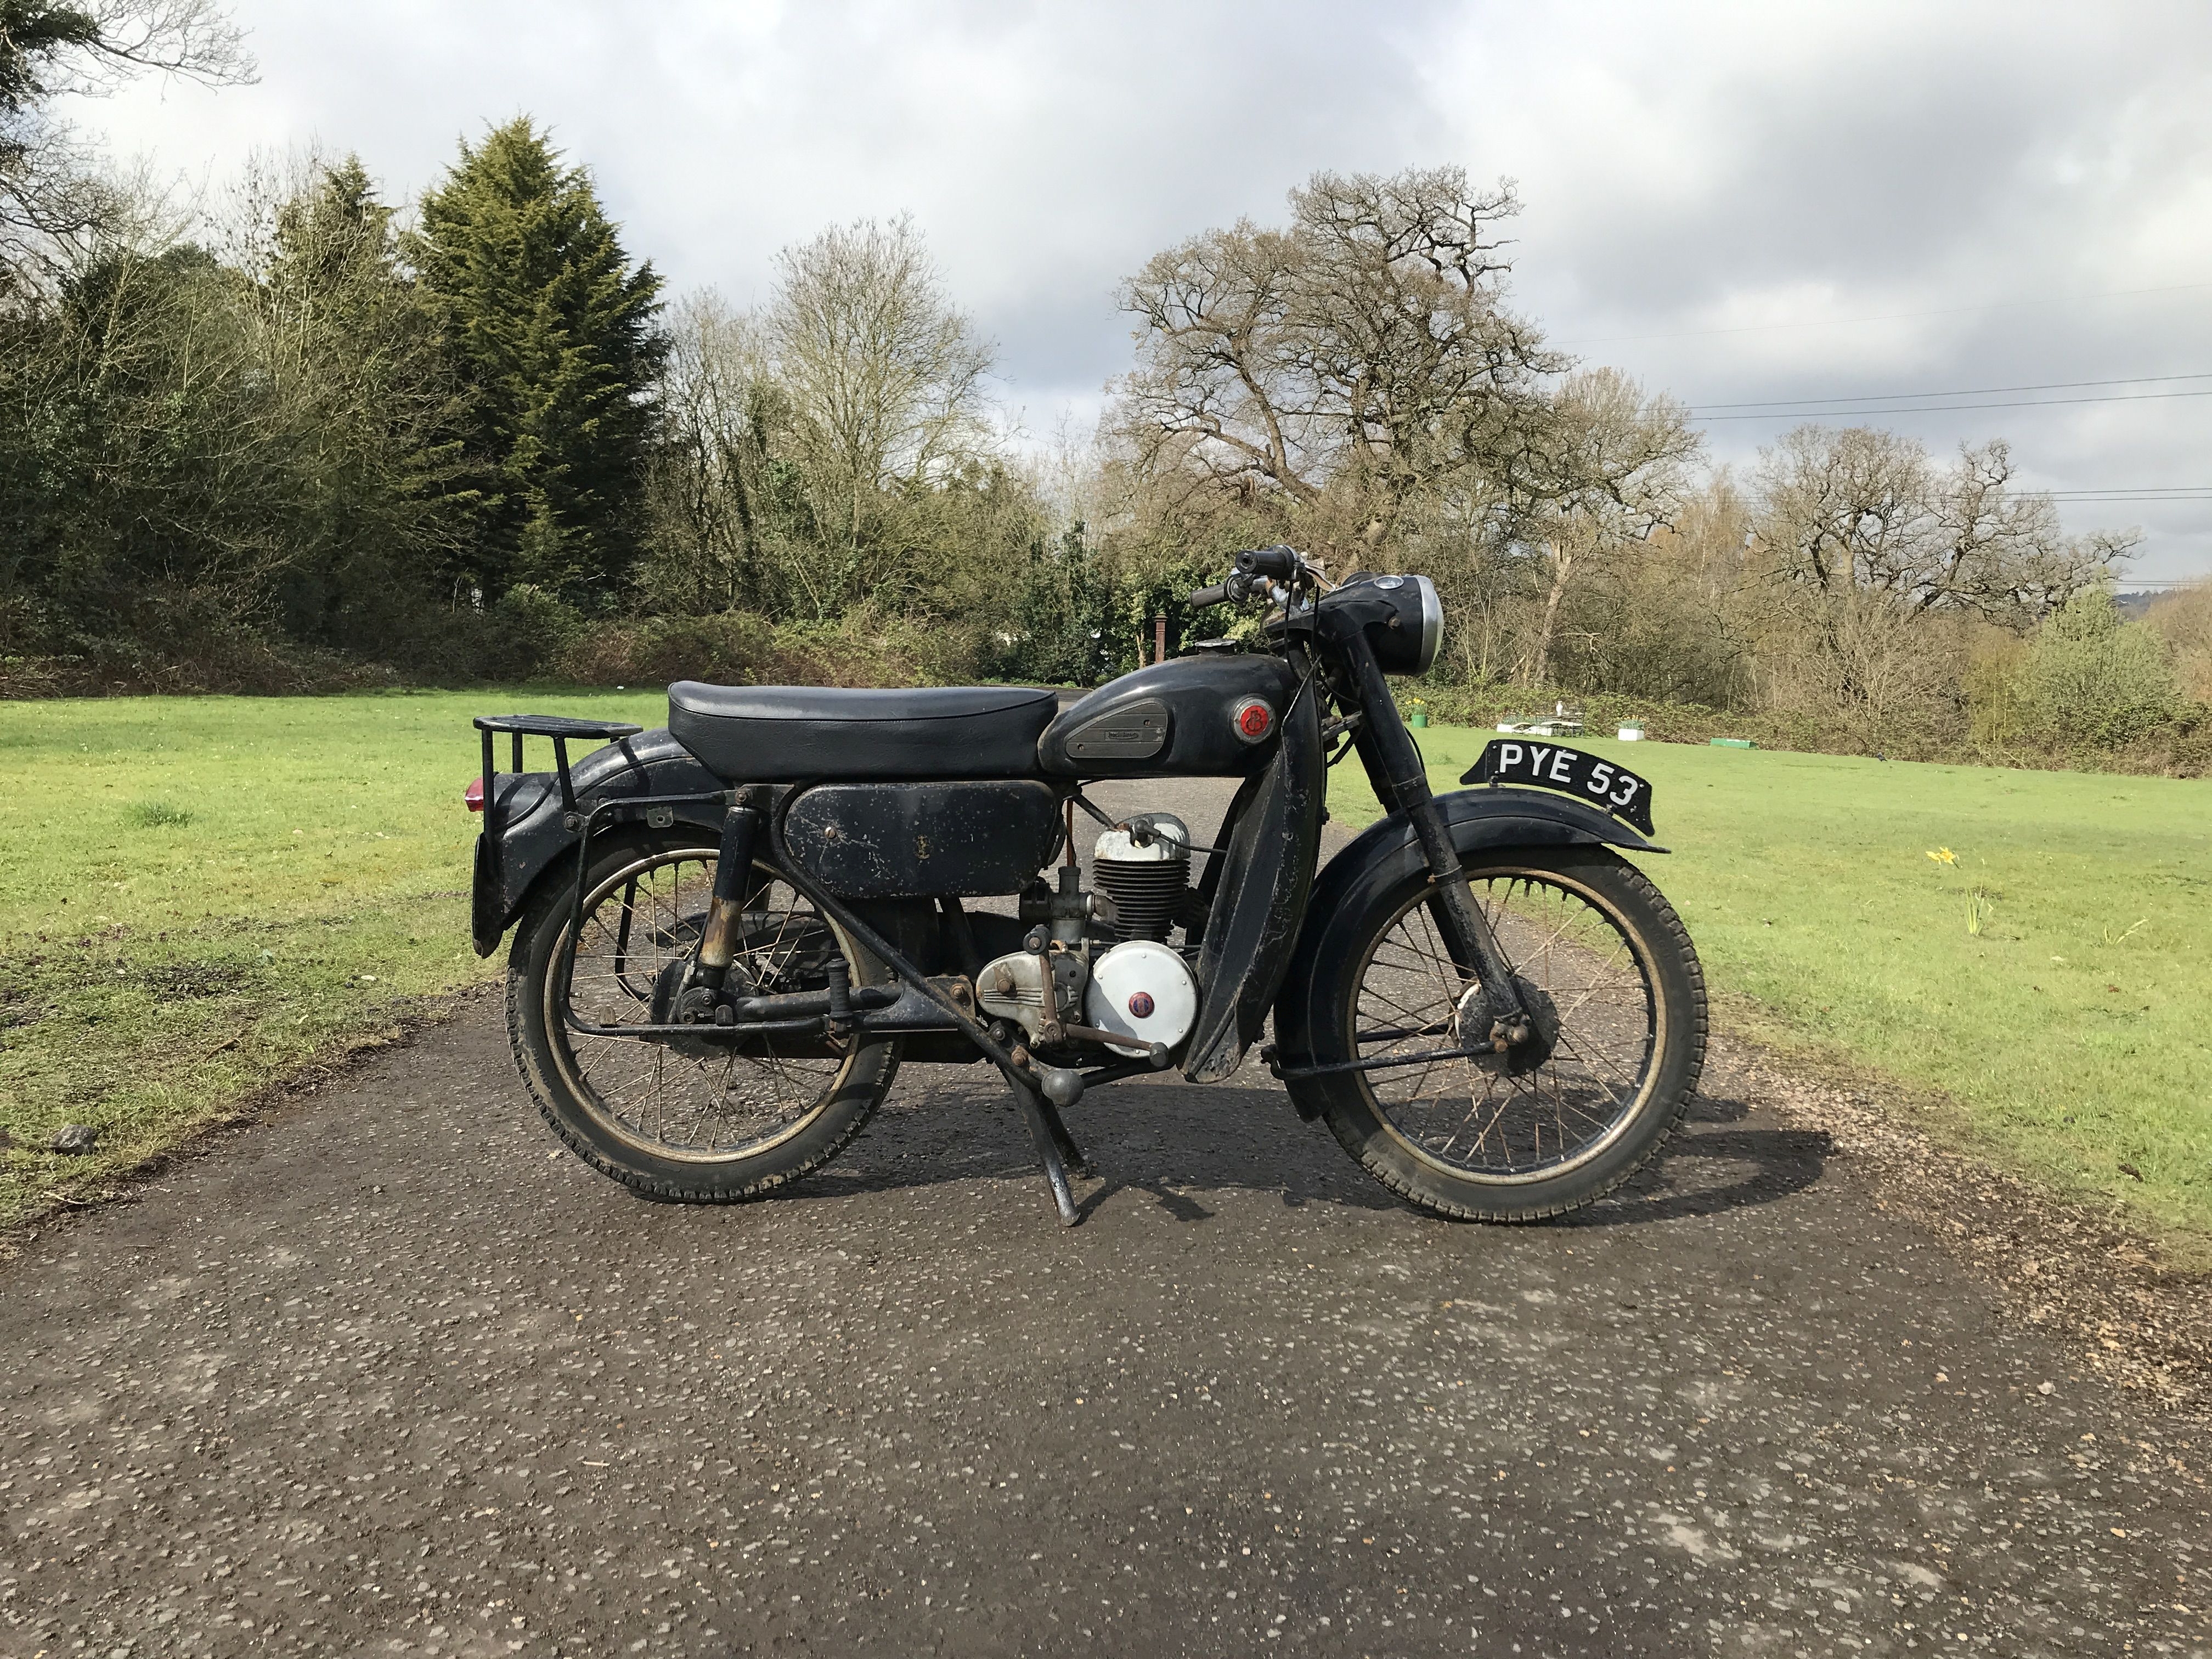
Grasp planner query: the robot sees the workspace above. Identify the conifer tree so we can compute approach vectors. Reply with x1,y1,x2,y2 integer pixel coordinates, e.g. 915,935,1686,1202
252,156,460,646
411,119,664,605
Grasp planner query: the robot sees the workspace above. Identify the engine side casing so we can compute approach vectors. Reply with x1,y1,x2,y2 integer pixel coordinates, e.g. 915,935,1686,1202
1085,940,1199,1056
975,950,1054,1037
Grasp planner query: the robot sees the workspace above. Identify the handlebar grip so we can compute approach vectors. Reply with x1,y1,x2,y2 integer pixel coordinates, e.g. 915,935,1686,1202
1235,544,1297,579
1188,582,1232,609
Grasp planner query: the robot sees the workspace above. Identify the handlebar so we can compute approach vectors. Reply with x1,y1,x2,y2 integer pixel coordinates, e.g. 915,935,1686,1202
1235,545,1299,579
1188,544,1312,610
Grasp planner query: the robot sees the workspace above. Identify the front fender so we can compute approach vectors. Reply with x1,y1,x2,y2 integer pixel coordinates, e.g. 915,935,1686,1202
470,729,726,957
1269,787,1665,1112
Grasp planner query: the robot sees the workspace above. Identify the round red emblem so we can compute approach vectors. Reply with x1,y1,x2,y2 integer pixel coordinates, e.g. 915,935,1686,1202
1127,991,1155,1019
1233,698,1273,742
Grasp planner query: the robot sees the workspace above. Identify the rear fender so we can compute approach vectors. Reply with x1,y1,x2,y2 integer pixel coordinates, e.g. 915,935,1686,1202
1269,787,1666,1113
471,729,725,957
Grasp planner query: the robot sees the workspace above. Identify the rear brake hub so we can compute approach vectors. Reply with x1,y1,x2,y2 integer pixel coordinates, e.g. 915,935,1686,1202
648,960,745,1058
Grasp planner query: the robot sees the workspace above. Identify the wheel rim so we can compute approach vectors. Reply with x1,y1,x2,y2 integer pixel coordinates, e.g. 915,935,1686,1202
546,848,862,1163
1347,867,1662,1183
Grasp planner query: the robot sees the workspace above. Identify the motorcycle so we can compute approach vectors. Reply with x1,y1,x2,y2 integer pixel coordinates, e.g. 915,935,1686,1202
465,546,1706,1226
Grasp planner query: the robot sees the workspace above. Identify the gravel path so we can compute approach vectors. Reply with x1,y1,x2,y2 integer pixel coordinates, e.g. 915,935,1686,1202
4,781,2207,1656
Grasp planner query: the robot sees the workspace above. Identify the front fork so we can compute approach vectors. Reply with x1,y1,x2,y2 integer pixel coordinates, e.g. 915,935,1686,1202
1344,641,1535,1053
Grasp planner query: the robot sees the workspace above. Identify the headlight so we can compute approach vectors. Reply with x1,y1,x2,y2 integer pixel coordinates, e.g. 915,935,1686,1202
1412,574,1442,674
1327,574,1443,675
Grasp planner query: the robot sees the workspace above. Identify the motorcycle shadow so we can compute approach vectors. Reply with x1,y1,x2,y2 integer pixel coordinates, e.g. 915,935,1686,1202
798,1070,1830,1229
801,1073,1395,1221
1567,1089,1833,1230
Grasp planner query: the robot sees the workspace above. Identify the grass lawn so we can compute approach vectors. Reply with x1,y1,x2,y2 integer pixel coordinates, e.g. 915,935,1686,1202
1333,727,2212,1259
0,689,662,1228
4,693,2208,1260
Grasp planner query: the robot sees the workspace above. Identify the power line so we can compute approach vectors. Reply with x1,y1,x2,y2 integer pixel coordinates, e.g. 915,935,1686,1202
1689,371,2212,411
2046,488,2212,500
1555,279,2212,347
1690,388,2212,421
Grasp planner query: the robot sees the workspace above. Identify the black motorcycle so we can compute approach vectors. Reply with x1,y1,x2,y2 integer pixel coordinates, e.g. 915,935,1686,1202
466,546,1706,1226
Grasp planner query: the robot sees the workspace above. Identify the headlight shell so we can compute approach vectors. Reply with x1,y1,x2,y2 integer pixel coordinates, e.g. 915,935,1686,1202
1322,573,1443,675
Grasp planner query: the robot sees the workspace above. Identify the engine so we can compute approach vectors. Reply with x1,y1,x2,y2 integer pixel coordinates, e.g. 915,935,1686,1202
1090,813,1190,943
973,812,1200,1059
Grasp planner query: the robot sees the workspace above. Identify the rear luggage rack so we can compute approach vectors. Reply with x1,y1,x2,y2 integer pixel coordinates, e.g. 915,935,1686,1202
474,714,645,830
469,713,733,960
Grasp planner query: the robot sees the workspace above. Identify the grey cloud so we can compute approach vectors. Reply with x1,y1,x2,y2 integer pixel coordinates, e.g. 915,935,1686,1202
65,0,2212,577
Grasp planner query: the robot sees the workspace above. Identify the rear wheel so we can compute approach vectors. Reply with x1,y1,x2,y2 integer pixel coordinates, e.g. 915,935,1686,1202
506,829,899,1202
1289,845,1705,1221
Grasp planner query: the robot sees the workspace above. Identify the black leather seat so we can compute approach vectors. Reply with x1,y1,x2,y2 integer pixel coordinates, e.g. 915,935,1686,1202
667,681,1059,782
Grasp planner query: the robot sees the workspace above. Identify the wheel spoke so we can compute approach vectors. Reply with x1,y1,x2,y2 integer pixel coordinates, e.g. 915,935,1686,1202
1352,867,1660,1182
546,849,864,1159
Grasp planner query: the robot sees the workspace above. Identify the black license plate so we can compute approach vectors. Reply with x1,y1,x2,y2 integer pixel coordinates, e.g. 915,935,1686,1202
1460,739,1655,836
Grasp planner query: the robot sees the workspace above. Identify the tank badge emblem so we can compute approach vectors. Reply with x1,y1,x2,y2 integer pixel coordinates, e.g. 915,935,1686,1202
1232,698,1273,743
1127,991,1155,1019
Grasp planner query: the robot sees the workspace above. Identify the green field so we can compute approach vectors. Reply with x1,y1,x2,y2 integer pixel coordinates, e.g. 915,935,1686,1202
3,695,2208,1256
1335,727,2212,1256
0,690,662,1228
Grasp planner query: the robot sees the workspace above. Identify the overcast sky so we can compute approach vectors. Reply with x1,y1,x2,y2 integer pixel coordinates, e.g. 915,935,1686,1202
65,0,2212,580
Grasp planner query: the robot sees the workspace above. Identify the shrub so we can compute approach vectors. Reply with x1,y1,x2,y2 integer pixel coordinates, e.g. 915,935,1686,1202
1965,631,2030,752
2012,591,2179,750
558,613,768,686
475,585,585,683
550,607,981,690
2143,581,2212,703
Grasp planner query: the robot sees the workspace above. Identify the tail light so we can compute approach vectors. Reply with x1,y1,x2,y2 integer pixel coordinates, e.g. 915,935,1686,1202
464,777,485,814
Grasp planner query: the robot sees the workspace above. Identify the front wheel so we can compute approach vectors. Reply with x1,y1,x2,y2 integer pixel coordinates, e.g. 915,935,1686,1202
1288,845,1706,1222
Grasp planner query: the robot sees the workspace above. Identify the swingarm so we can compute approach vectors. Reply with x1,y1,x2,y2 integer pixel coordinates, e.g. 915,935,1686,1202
562,787,1105,1226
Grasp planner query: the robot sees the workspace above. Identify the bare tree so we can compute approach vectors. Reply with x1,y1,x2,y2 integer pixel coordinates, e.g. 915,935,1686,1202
767,215,996,583
1930,440,2133,626
1754,425,2130,623
1516,368,1698,685
1114,165,1561,557
1748,425,2135,751
1540,473,1760,707
1,0,253,285
648,289,787,613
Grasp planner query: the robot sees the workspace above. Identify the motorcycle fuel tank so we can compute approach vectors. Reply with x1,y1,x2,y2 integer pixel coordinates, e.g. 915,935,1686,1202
1036,654,1300,778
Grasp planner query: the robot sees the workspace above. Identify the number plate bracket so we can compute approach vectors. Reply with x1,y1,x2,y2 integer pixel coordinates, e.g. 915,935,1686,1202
1460,740,1656,837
